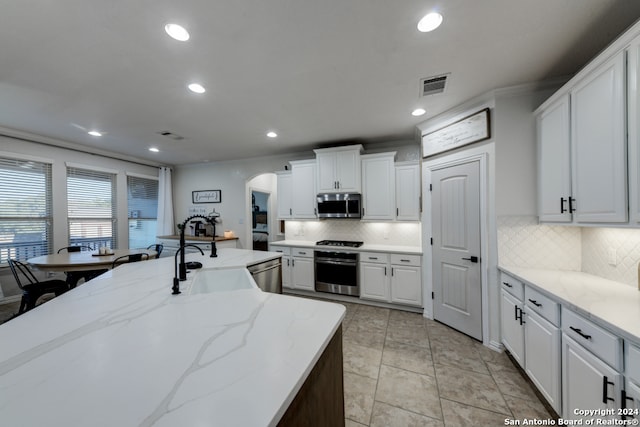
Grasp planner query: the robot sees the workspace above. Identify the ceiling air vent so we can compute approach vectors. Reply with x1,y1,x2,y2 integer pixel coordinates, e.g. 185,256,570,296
420,74,449,96
157,131,185,141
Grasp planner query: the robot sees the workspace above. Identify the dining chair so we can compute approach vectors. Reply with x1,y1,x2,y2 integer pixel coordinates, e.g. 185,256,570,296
146,243,163,259
8,259,69,314
57,245,93,254
111,253,149,269
56,245,104,287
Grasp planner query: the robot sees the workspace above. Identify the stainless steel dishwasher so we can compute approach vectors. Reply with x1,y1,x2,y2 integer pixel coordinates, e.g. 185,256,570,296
247,258,282,294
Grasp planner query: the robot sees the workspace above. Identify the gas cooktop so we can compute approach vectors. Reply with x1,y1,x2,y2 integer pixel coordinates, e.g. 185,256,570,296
316,240,364,248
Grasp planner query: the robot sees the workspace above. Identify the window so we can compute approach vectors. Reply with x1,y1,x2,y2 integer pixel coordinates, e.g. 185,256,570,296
127,175,158,248
0,156,52,263
67,167,117,250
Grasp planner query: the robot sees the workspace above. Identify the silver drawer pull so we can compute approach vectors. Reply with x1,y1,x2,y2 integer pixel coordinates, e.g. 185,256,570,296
369,257,378,260
400,259,411,262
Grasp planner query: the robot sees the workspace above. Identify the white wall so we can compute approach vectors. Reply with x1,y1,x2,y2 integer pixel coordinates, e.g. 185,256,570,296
173,152,314,249
493,88,556,216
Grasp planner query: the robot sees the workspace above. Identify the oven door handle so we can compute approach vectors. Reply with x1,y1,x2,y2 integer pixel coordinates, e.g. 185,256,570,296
315,258,357,266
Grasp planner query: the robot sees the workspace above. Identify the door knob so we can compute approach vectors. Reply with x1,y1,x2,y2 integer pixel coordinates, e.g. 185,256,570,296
461,256,479,263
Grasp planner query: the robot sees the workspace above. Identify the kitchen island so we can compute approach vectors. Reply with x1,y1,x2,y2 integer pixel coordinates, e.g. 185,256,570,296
0,249,345,426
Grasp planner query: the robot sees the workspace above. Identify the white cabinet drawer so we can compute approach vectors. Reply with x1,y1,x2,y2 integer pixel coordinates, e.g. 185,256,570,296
501,272,524,301
269,245,291,255
360,252,389,264
390,254,421,266
292,247,313,258
626,343,640,384
563,309,622,370
525,286,560,326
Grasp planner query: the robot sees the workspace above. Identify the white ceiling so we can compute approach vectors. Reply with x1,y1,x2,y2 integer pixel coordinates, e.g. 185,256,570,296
2,1,640,166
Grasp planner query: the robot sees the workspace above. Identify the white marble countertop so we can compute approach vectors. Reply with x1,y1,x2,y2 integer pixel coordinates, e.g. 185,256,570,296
499,266,640,344
270,240,422,255
0,249,345,426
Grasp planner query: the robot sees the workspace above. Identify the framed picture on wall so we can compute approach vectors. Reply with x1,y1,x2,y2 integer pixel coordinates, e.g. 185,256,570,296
192,190,222,203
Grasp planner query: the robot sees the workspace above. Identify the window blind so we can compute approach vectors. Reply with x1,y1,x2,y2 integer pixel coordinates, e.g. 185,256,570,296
67,167,117,250
0,157,53,263
127,175,158,248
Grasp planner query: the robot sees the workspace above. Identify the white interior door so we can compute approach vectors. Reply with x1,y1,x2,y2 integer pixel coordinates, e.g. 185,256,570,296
431,160,482,340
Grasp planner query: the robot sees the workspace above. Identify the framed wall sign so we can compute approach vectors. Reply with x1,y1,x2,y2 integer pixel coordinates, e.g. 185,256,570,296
192,190,222,203
422,108,491,158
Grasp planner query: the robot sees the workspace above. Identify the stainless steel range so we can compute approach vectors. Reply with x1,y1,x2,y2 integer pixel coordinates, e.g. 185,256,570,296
314,240,363,296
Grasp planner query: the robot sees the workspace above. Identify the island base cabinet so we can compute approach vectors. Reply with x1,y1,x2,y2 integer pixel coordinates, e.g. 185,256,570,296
278,326,344,427
524,309,561,413
562,333,622,420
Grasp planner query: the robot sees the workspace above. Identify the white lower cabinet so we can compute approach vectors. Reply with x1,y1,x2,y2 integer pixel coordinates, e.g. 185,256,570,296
500,289,525,368
291,248,314,291
562,334,622,420
500,273,560,413
389,255,422,307
524,309,561,412
625,344,640,418
360,261,389,302
360,252,390,302
359,252,422,307
270,246,314,291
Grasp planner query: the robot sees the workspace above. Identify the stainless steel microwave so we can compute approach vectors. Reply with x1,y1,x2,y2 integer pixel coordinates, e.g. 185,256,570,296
316,193,361,219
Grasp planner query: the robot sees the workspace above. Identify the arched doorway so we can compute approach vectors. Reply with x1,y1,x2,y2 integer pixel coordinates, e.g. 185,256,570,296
245,173,277,251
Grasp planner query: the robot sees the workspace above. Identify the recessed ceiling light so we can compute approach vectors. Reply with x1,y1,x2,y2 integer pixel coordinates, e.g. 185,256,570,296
188,83,206,94
88,130,102,137
165,24,190,41
412,108,426,116
149,147,160,153
267,131,278,138
417,12,443,32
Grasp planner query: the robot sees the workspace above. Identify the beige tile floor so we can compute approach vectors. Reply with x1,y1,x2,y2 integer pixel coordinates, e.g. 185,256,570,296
337,299,555,427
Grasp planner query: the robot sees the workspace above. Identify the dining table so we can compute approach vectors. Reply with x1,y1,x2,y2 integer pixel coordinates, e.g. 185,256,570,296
27,248,157,287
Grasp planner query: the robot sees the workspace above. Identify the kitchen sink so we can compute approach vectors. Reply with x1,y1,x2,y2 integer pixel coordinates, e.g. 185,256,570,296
189,267,257,294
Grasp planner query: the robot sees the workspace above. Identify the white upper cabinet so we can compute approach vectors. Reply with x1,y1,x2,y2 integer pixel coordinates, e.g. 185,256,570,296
276,171,292,219
395,162,421,221
537,95,572,222
570,51,627,223
536,50,628,224
628,36,640,224
361,152,396,220
290,160,317,219
314,145,363,193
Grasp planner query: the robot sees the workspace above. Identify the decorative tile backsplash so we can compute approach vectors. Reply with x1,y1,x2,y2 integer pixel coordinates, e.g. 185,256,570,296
582,227,640,287
284,220,422,247
498,216,640,288
497,216,581,271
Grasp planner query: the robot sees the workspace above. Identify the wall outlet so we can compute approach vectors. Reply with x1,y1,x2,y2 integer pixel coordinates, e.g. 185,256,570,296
607,247,617,266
